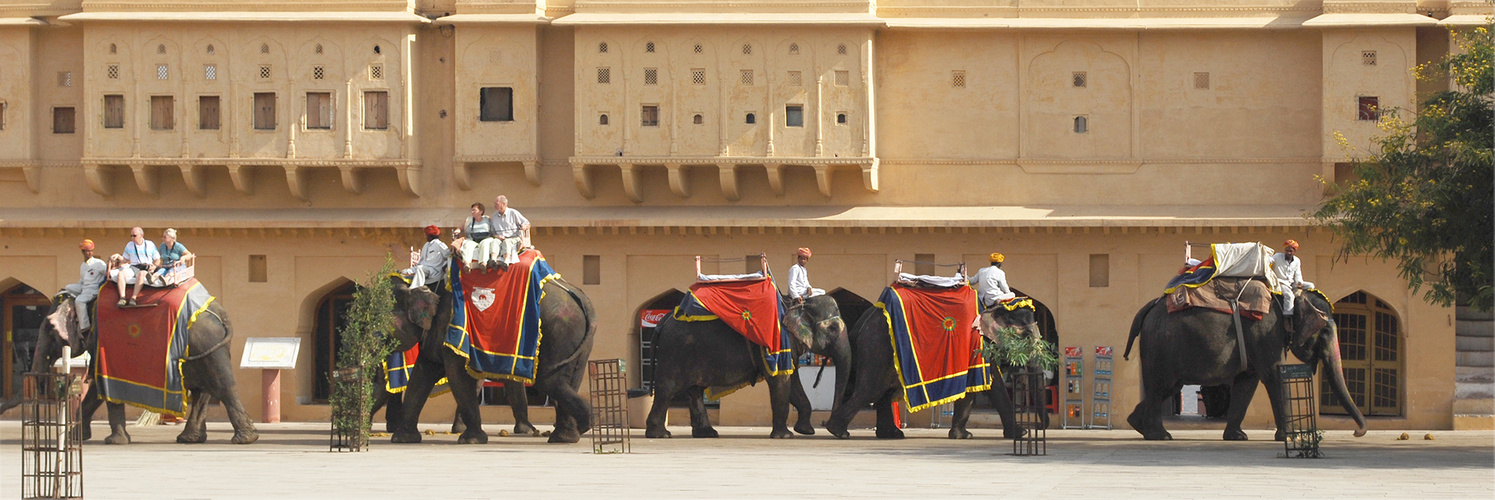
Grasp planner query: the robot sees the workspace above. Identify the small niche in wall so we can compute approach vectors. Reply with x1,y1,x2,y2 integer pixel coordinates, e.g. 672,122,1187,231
692,114,703,125
249,255,268,283
1073,115,1088,133
599,114,609,125
583,255,601,285
745,112,756,124
1089,254,1109,288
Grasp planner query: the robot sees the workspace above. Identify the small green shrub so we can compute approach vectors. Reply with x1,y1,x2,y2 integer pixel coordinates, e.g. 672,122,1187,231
981,326,1058,371
329,256,400,449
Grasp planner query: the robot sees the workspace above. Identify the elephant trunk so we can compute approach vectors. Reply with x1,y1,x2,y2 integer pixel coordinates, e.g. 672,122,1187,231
30,324,60,374
826,325,853,415
1320,326,1368,437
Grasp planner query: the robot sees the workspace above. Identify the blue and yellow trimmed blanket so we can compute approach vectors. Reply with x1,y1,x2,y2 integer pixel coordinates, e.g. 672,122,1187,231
877,283,992,413
443,249,559,385
94,278,214,417
673,275,794,379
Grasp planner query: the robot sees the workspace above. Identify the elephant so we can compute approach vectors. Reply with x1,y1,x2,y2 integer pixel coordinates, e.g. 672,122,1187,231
823,300,1041,439
387,275,596,444
1123,285,1369,441
369,365,542,436
9,293,258,445
644,294,848,439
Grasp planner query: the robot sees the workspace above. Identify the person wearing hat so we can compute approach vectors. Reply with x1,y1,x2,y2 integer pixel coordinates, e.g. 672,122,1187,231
154,228,194,279
62,239,108,332
786,248,823,302
402,225,452,289
1271,239,1315,318
969,252,1016,310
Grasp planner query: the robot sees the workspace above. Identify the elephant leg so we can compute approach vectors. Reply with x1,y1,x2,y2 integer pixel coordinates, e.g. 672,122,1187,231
948,396,975,439
824,378,883,440
1128,376,1180,441
1259,369,1290,442
788,375,816,435
383,393,404,434
685,388,719,438
451,384,479,434
370,387,391,430
1223,371,1260,441
645,378,683,439
75,383,103,441
444,366,487,444
766,375,795,439
874,389,904,439
175,389,211,443
986,378,1023,439
103,401,130,444
539,370,590,444
203,372,259,445
504,382,538,436
392,359,442,443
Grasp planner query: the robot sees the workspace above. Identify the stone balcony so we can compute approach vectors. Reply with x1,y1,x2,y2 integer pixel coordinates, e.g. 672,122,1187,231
569,155,877,202
79,157,421,200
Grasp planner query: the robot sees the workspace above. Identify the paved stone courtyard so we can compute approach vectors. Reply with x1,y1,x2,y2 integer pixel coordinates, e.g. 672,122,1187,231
2,421,1492,499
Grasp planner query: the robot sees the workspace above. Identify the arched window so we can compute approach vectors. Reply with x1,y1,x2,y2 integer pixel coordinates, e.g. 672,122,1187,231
1073,116,1088,133
157,44,166,55
789,43,799,55
745,113,756,124
311,280,356,402
206,44,215,55
1,284,48,399
1322,291,1403,416
314,44,323,55
692,114,703,125
599,114,609,125
108,43,117,54
260,43,270,54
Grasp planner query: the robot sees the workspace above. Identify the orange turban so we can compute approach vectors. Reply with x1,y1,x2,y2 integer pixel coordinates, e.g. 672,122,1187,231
424,225,440,237
79,239,95,250
1283,239,1299,250
797,248,812,258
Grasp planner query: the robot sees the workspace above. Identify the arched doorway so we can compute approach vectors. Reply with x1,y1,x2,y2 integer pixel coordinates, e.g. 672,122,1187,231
311,280,357,402
2,284,50,398
1322,290,1403,416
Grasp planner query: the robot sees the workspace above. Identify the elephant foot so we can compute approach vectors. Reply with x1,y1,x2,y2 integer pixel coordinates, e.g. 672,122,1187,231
176,430,207,444
451,421,466,434
1224,428,1250,441
391,431,423,443
823,420,851,439
1141,430,1173,441
231,430,259,445
948,428,974,440
793,421,815,435
547,429,582,444
876,427,905,440
104,431,131,445
514,422,538,436
691,427,720,438
645,427,672,439
769,427,794,439
1273,429,1286,442
458,428,489,444
71,424,92,441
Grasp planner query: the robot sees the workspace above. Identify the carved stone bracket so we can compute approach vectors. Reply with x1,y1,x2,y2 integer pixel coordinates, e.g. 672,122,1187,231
812,164,834,198
83,164,114,197
180,165,207,197
340,165,365,194
227,164,254,195
396,164,421,198
572,162,594,199
129,164,159,198
619,163,643,203
766,163,785,196
718,164,740,201
284,165,309,201
454,155,541,190
665,163,690,198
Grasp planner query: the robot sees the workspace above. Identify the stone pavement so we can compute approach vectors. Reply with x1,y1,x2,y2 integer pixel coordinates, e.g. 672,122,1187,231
1,420,1491,499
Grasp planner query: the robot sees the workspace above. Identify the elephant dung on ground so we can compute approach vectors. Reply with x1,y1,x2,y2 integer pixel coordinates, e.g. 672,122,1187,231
1123,286,1368,441
824,302,1041,439
387,275,596,444
24,294,258,445
645,294,847,439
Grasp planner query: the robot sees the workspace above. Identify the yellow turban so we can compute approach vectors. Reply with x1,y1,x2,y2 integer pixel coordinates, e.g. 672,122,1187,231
990,253,1004,263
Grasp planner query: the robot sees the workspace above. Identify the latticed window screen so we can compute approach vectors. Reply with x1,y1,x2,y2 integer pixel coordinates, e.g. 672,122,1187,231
837,44,847,55
691,68,705,85
107,64,119,80
1072,71,1087,88
740,70,753,85
157,65,169,80
644,68,657,85
1194,72,1210,89
951,71,966,88
259,65,271,80
835,70,849,87
645,41,655,53
369,65,384,80
597,67,610,84
205,64,217,80
1362,50,1377,66
787,71,802,86
1322,291,1402,416
313,66,324,80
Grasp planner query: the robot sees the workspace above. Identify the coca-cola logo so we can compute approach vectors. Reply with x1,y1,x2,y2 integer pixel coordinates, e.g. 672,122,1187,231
640,309,669,328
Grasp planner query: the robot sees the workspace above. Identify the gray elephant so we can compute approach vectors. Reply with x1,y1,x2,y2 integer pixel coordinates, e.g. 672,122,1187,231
1123,286,1368,440
387,275,596,444
369,358,542,436
13,293,258,445
645,294,847,439
824,302,1039,439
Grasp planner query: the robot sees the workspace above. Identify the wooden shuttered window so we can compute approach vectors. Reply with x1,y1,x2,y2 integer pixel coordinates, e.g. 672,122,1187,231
479,87,513,122
306,92,333,130
103,95,124,129
150,95,174,130
253,93,276,130
363,91,388,130
199,96,220,130
53,107,75,134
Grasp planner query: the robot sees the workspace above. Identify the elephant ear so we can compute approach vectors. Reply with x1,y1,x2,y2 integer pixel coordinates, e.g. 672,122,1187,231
47,299,77,346
408,288,440,332
1292,296,1332,350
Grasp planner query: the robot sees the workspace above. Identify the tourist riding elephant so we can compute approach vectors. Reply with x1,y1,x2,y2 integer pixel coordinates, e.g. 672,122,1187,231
1123,287,1368,440
824,302,1041,439
387,275,596,444
645,294,847,439
21,293,258,444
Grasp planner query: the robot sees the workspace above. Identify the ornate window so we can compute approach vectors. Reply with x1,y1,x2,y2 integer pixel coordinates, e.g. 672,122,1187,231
1322,291,1403,416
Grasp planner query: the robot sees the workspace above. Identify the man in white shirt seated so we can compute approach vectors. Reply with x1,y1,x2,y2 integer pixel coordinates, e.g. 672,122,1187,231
62,239,108,332
1271,239,1315,319
490,195,531,270
787,248,823,302
969,252,1016,310
118,227,160,306
403,225,452,289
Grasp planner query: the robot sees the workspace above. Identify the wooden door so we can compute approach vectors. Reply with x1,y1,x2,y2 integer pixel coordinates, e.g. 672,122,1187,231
2,286,49,399
1322,291,1403,416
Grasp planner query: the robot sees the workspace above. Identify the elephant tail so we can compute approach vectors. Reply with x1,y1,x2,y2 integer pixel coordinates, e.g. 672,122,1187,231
1123,297,1158,361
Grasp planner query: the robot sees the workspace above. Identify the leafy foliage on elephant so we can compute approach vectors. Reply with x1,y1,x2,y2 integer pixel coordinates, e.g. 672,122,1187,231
1313,24,1493,312
330,256,402,447
981,326,1058,371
